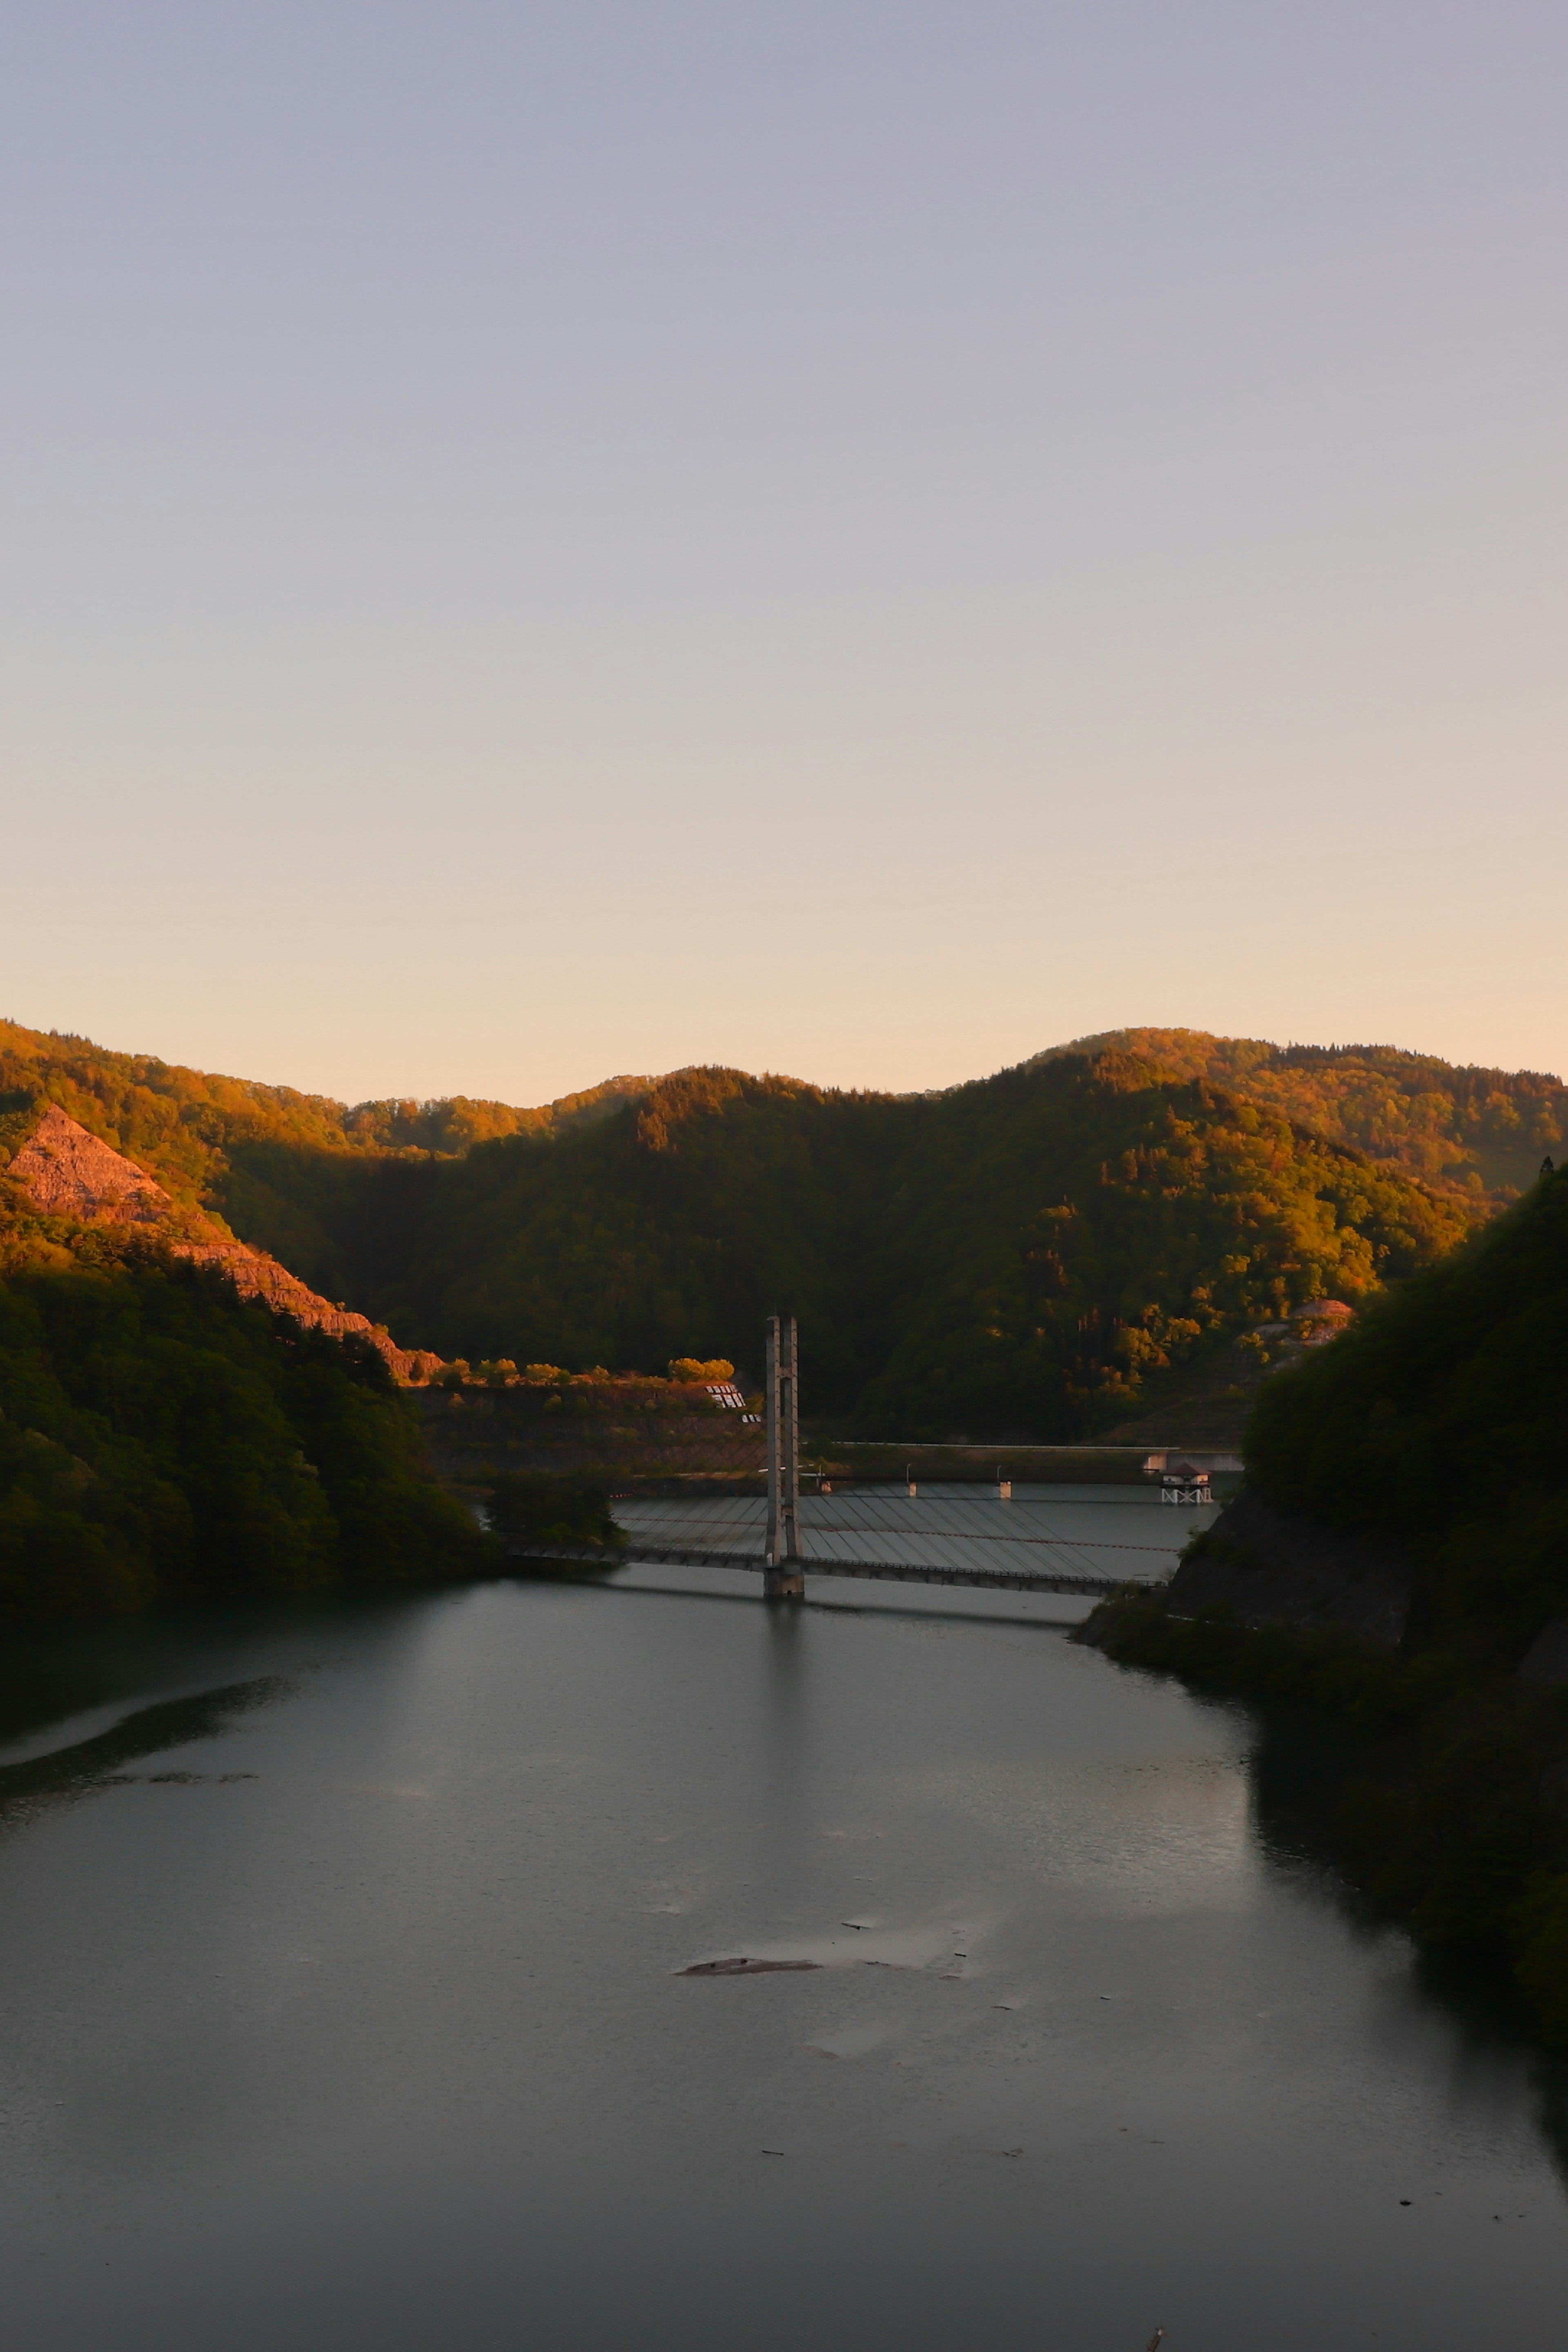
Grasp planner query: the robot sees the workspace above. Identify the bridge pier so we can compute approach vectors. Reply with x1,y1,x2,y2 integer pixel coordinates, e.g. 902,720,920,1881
764,1314,804,1600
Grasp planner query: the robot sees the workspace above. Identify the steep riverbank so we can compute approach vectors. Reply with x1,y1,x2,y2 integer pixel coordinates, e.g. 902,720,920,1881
1081,1163,1568,2044
1082,1585,1568,2044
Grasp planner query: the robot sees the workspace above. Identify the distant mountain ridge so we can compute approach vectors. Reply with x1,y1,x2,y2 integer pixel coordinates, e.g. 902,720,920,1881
0,1014,647,1199
0,1014,1538,1437
4,1016,1559,1213
110,1048,1474,1440
1022,1029,1566,1200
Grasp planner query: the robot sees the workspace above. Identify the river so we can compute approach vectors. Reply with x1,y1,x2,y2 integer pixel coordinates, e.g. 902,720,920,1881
2,1488,1566,2350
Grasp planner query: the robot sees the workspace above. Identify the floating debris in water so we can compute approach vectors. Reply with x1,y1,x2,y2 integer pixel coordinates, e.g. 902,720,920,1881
105,1770,258,1787
678,1957,822,1976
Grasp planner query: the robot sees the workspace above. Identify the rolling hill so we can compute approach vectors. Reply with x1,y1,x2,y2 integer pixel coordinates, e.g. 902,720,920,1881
1031,1030,1566,1199
3,1017,1506,1439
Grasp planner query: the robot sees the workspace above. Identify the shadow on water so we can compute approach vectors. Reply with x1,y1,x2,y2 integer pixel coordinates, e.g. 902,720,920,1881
0,1679,289,1821
0,1589,441,1772
760,1599,811,1870
1245,1700,1568,2188
560,1572,1090,1634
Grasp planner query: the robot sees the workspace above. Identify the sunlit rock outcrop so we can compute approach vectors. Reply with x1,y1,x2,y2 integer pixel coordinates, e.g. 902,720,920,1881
11,1106,441,1384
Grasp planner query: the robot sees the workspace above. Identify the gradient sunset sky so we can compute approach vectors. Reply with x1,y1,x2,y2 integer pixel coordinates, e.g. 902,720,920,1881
4,0,1565,1105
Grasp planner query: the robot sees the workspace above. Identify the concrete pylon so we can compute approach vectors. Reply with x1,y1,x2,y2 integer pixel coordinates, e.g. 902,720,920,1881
763,1315,804,1599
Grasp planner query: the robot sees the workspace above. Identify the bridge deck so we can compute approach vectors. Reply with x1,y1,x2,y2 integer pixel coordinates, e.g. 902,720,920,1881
500,1537,1146,1600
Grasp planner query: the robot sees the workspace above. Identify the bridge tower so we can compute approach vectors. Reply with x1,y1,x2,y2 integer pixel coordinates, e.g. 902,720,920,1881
763,1315,805,1599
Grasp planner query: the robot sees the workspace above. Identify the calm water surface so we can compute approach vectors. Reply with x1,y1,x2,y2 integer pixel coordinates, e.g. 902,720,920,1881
2,1494,1566,2351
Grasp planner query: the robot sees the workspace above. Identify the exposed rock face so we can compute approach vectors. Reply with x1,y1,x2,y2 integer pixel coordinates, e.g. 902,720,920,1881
9,1106,441,1384
1165,1487,1414,1648
10,1104,173,1223
165,1241,442,1384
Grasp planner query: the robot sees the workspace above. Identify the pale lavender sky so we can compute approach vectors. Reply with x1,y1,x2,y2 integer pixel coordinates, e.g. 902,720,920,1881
4,0,1565,1105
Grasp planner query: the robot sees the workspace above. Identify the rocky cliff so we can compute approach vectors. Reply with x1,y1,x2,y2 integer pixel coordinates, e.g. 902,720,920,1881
9,1107,441,1384
11,1105,175,1223
1159,1487,1414,1647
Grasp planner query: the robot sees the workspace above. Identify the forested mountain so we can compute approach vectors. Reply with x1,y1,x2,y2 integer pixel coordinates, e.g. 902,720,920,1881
222,1055,1471,1440
1240,1161,1568,1660
0,1084,490,1619
0,1014,1525,1438
0,1017,645,1219
6,1016,1558,1218
1032,1030,1566,1199
0,1240,487,1624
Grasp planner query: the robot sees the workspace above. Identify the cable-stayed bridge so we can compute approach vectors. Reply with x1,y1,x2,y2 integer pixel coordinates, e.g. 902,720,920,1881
497,1318,1210,1606
501,1483,1198,1603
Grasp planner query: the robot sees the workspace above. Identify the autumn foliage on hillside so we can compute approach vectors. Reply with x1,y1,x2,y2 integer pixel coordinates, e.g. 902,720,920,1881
268,1051,1470,1440
0,1016,1501,1440
1031,1029,1566,1199
0,1017,645,1216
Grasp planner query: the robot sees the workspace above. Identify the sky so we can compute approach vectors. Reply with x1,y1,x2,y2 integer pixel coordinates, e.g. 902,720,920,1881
4,0,1565,1108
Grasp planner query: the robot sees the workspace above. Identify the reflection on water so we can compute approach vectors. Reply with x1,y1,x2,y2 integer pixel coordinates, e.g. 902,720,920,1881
0,1536,1566,2351
0,1680,283,1817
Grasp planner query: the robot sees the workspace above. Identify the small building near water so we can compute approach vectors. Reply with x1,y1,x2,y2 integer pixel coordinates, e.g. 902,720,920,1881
1156,1459,1214,1506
